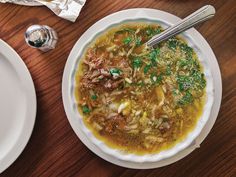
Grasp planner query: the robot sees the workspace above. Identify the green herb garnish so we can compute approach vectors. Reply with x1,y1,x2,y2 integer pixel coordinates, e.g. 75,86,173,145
144,64,152,74
168,38,179,50
91,95,97,100
155,28,161,34
148,48,160,66
150,73,162,84
178,91,193,105
110,68,122,79
178,59,189,67
136,81,145,87
172,89,179,96
132,57,143,68
192,71,206,89
180,43,193,57
82,105,91,114
166,65,171,76
145,27,162,37
123,37,132,45
177,75,192,91
110,68,122,75
146,28,153,36
135,37,142,46
156,74,163,84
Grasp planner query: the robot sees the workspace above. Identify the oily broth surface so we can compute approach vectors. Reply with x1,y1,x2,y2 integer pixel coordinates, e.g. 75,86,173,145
75,23,206,154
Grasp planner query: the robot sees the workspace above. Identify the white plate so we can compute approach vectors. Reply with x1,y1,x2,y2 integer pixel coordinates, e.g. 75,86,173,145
0,39,36,173
62,8,221,168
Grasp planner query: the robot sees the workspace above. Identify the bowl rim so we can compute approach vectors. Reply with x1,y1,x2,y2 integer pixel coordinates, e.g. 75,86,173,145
62,8,215,163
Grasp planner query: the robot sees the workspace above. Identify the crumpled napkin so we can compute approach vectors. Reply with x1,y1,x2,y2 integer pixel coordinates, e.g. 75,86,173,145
0,0,86,22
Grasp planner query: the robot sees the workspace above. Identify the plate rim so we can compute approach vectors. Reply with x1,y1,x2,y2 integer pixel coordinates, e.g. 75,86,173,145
62,8,222,169
0,39,37,173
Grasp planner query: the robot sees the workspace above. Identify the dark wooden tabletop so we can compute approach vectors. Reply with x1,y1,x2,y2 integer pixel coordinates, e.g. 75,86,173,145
0,0,235,176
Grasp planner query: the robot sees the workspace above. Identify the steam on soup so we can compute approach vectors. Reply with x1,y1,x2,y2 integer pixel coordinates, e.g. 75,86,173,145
75,23,206,154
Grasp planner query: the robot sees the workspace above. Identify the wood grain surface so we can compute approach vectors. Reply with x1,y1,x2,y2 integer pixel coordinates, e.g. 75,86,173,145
0,0,235,176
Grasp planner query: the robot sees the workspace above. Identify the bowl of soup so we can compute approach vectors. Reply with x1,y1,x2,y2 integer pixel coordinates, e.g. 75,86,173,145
62,9,214,163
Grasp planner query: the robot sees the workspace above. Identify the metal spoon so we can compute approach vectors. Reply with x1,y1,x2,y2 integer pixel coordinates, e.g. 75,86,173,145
146,5,216,47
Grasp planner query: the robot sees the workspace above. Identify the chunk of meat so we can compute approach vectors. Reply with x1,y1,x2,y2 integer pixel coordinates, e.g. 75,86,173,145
105,115,126,133
89,113,106,128
80,77,96,89
104,79,123,90
83,49,104,70
83,57,104,70
80,69,109,89
100,68,110,77
159,121,171,133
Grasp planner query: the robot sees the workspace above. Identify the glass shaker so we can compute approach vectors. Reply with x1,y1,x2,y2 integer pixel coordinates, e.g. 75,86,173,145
24,25,58,52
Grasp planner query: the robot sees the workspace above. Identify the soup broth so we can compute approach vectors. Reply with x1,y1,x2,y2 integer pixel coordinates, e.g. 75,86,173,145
75,23,206,154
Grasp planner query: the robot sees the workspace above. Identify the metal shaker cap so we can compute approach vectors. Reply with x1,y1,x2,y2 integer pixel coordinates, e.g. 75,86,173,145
25,25,58,52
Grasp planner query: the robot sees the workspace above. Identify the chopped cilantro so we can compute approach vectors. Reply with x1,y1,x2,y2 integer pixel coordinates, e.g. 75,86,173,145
178,58,200,71
178,82,185,91
151,73,162,84
178,91,193,105
145,27,162,37
168,38,179,50
166,65,171,76
177,75,192,91
154,28,161,35
110,68,122,75
135,37,142,46
179,59,189,67
178,82,192,92
144,64,152,74
172,89,179,96
156,74,163,84
180,43,193,57
146,28,153,36
123,37,132,45
132,57,143,68
192,71,206,89
148,48,160,66
91,95,97,100
82,105,90,114
110,68,122,79
137,81,145,87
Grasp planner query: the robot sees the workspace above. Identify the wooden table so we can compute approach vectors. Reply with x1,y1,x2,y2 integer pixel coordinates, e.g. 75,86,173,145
0,0,235,176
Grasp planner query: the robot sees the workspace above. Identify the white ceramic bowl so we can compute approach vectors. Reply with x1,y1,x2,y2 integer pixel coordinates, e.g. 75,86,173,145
62,8,214,163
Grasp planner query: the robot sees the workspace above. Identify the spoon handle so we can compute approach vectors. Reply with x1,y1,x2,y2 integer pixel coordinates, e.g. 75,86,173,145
146,5,216,47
